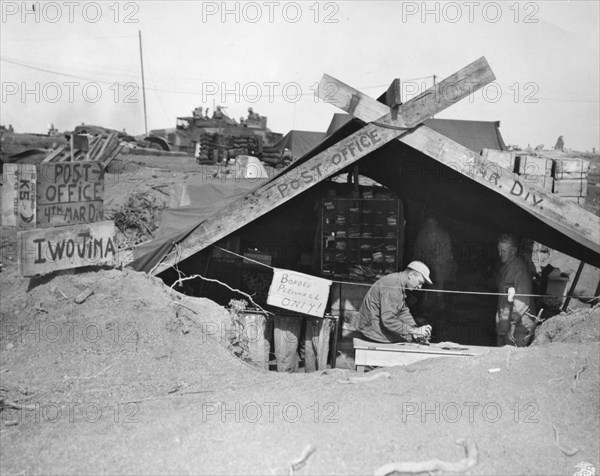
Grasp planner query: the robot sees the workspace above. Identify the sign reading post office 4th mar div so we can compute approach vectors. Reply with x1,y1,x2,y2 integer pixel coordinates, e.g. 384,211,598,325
267,269,332,317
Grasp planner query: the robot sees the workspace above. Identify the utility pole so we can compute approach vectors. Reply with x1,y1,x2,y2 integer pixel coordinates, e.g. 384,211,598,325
432,74,437,118
138,30,148,136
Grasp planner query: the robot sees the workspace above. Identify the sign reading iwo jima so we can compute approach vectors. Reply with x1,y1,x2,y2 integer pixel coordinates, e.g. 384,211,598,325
17,221,117,277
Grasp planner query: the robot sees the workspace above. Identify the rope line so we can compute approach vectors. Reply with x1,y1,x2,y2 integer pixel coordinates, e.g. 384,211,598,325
212,246,600,301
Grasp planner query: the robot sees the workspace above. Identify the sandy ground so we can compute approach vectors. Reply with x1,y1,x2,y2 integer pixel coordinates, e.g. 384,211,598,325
0,256,599,475
1,153,599,475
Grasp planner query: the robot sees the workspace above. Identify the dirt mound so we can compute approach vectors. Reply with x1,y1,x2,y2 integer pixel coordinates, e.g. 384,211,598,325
532,304,600,345
0,265,253,408
1,261,599,475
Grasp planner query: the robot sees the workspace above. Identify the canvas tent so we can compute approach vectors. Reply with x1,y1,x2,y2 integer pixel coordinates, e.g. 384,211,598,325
270,130,326,160
325,114,507,154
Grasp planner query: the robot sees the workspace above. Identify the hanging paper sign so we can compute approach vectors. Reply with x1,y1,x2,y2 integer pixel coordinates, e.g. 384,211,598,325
267,268,332,317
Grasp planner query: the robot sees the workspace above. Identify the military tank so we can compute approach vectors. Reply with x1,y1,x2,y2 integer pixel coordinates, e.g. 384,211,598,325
144,106,283,163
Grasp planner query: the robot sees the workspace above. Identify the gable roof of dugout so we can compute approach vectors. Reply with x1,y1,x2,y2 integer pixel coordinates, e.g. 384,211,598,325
133,107,600,274
136,75,600,274
131,117,508,273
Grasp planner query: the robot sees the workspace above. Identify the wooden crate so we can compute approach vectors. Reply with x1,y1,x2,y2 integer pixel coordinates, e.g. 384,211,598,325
521,174,553,192
554,158,590,180
517,155,553,176
562,196,586,205
553,179,588,197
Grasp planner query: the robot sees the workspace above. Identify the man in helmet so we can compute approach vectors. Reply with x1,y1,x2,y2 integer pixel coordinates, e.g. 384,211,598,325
357,261,433,343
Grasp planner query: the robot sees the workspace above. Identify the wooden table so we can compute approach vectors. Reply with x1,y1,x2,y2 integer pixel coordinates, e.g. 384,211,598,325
353,338,487,372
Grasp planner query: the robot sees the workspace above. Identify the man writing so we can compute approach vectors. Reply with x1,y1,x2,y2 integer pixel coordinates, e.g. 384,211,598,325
496,233,535,346
357,261,433,343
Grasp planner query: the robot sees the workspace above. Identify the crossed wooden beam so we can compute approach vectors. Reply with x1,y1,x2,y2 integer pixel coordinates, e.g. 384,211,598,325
151,57,599,275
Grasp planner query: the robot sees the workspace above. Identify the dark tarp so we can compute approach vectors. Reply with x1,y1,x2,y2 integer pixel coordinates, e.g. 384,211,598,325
325,114,506,153
325,113,353,138
270,130,325,159
425,118,506,153
130,179,268,272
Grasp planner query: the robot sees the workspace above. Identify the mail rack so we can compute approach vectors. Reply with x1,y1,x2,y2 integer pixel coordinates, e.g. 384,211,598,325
321,198,403,281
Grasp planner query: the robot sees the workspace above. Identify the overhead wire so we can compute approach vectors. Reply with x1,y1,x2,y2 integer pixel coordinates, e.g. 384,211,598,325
5,55,598,104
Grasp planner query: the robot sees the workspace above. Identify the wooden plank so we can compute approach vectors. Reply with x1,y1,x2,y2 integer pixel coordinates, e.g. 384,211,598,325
90,134,110,161
316,74,600,256
553,179,588,197
355,347,450,367
1,164,18,227
95,133,118,162
353,339,476,356
42,144,68,163
101,142,124,170
481,148,515,172
353,338,477,369
86,135,103,161
36,162,104,228
17,220,117,277
151,58,496,275
73,150,87,161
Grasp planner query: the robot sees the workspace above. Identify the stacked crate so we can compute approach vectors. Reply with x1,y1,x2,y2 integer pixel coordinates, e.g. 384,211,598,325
552,158,590,205
481,149,590,205
515,153,554,192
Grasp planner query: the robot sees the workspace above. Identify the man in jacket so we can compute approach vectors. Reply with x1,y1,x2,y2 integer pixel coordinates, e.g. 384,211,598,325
496,233,535,346
357,261,433,343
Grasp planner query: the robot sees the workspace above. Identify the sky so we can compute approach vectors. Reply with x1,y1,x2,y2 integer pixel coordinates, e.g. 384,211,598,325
1,0,599,152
